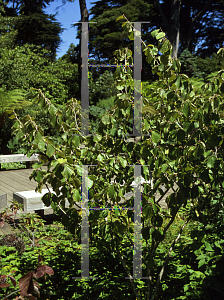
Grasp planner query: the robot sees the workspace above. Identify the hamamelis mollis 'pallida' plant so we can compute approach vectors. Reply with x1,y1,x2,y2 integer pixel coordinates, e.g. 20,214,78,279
8,13,224,299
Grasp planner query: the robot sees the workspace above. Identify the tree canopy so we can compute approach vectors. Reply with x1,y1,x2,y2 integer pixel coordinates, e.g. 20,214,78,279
1,0,63,59
72,0,224,68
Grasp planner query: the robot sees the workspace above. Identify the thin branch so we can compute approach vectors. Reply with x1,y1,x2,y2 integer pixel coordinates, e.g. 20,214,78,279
122,14,147,49
151,220,188,300
4,288,20,299
44,182,71,218
116,247,142,300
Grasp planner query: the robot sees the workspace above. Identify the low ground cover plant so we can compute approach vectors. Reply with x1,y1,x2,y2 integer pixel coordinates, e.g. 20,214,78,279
0,207,224,299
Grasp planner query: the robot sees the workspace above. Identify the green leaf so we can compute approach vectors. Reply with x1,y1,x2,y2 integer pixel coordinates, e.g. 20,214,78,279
177,129,185,142
32,163,43,169
118,156,127,168
183,122,191,132
49,104,57,115
156,32,165,40
93,134,102,142
207,156,216,168
161,164,168,173
160,40,170,54
143,204,152,218
51,115,57,127
198,259,206,268
42,193,51,207
220,83,224,93
73,189,81,202
116,15,125,22
145,50,153,64
114,209,120,217
144,119,150,131
62,163,74,179
35,132,43,144
152,228,163,241
151,131,161,143
38,141,46,152
205,241,214,251
110,127,117,136
150,47,158,56
57,158,67,164
16,129,24,140
97,153,104,163
35,170,43,182
142,105,157,115
102,114,110,125
175,76,181,88
160,54,168,65
108,185,116,199
128,31,134,40
72,136,80,147
183,103,190,118
151,29,160,38
46,143,55,158
153,215,163,227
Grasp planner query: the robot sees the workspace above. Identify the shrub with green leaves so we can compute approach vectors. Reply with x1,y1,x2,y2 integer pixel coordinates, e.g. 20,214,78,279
7,14,224,300
0,44,79,105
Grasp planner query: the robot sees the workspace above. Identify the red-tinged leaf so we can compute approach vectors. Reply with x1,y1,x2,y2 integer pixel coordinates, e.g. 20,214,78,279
33,266,44,279
19,271,34,296
38,254,42,265
0,274,8,287
8,275,16,287
33,284,40,298
0,220,5,227
33,281,41,289
34,265,54,278
44,265,54,276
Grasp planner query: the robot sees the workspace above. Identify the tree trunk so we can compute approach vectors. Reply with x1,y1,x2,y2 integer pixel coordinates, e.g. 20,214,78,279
168,0,181,59
154,0,181,59
78,0,89,100
79,0,89,22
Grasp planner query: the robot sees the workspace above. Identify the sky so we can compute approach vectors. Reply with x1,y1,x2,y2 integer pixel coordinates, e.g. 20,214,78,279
43,0,97,59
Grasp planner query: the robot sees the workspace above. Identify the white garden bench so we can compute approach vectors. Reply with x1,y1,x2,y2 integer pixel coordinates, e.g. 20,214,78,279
13,189,72,218
0,154,39,170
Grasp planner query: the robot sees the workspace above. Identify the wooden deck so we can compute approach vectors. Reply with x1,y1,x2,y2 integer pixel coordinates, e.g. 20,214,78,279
0,167,55,235
0,167,177,236
0,168,40,203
